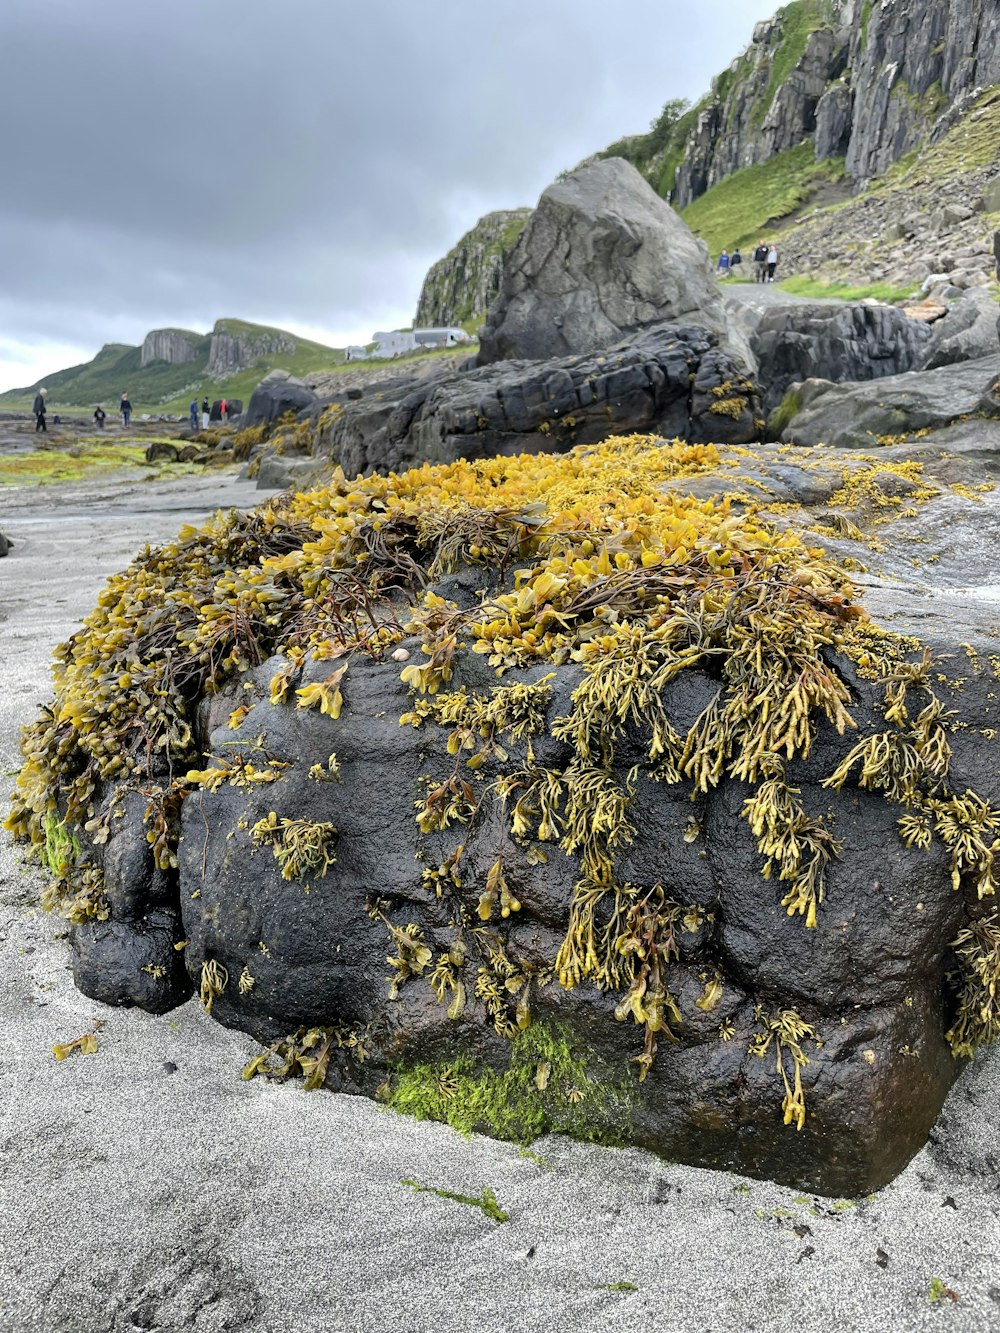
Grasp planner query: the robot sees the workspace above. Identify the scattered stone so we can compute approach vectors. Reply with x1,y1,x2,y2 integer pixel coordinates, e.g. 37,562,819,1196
903,300,949,324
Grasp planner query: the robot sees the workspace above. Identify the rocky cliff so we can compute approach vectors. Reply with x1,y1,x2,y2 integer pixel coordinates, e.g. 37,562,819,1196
414,209,531,329
139,328,201,368
601,0,1000,207
206,320,298,378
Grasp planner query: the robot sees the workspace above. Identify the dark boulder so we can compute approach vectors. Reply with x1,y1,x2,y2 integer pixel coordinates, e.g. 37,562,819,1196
776,354,1000,447
315,322,762,478
244,374,317,427
747,301,933,412
16,434,1000,1198
0,530,12,557
921,289,1000,370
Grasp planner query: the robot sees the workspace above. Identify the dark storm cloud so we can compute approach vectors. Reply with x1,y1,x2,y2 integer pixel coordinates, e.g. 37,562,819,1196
0,0,777,386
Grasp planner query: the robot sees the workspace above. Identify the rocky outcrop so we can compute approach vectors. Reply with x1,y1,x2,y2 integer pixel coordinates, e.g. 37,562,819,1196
243,371,318,427
415,209,531,328
0,530,11,558
477,159,729,366
673,10,851,208
599,0,1000,220
314,323,761,479
139,329,201,368
745,299,933,410
776,354,1000,447
845,0,1000,184
208,322,297,378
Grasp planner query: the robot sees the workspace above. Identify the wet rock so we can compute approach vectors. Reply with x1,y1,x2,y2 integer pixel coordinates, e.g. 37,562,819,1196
315,322,762,478
778,355,1000,447
243,372,318,428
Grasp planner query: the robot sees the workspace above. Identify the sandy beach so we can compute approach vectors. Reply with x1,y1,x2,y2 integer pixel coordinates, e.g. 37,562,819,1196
1,466,999,1333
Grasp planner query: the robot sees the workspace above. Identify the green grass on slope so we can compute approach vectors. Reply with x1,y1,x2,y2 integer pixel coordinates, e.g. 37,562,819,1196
779,277,921,302
680,142,845,257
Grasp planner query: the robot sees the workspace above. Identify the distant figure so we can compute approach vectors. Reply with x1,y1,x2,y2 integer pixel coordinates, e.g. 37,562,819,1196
220,398,229,423
93,406,106,430
189,399,199,431
753,241,769,284
717,249,731,279
201,397,210,430
767,244,779,283
120,391,132,427
730,247,743,277
32,388,47,432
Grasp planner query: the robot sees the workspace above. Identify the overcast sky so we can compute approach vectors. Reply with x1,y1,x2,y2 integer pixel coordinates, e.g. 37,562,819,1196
0,0,778,391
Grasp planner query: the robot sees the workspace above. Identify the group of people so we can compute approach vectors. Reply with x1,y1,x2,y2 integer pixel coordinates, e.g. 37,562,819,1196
31,390,235,435
188,398,228,430
717,241,780,283
92,393,132,428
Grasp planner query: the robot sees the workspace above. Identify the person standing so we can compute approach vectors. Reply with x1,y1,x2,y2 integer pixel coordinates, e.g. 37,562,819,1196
201,397,210,430
32,388,47,432
220,398,229,423
120,391,132,427
753,241,769,283
93,405,106,429
767,243,779,283
730,247,743,277
717,249,731,279
189,399,199,431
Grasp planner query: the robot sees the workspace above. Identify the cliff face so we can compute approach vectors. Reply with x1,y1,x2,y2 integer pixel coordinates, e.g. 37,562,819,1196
606,0,1000,208
207,321,297,378
845,0,1000,182
414,209,531,329
139,329,201,367
673,2,853,207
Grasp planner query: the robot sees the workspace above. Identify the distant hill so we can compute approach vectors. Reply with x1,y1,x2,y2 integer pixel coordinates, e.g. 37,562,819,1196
1,318,343,414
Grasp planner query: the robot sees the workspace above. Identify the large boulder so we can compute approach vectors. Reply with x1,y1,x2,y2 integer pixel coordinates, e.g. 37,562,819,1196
314,322,762,479
775,355,1000,448
743,300,932,412
477,158,730,366
244,371,318,427
10,433,1000,1198
0,530,11,558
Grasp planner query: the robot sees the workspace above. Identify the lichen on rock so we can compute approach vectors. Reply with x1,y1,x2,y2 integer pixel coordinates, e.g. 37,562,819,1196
7,431,1000,1195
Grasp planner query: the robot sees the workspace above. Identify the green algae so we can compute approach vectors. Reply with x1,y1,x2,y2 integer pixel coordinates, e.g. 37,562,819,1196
387,1022,634,1147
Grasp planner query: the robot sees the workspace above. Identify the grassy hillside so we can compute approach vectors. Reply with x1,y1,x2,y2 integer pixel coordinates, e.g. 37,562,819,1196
0,320,344,415
679,142,848,257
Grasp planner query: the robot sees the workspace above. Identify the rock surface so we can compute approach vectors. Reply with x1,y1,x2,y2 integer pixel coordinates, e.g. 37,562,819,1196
314,322,761,478
139,328,199,367
208,322,297,378
244,370,319,427
477,159,729,365
922,288,1000,370
16,433,1000,1200
777,354,1000,447
747,299,933,411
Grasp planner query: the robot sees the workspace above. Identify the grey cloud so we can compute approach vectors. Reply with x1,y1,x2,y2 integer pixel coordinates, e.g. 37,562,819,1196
0,0,778,385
